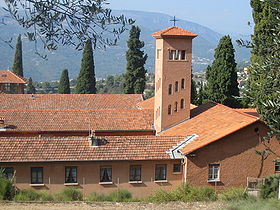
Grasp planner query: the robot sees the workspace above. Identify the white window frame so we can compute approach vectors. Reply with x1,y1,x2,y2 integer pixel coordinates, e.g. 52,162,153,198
208,164,220,182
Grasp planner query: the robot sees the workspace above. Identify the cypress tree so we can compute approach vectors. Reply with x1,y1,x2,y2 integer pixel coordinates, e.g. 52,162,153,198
75,39,96,94
205,35,240,107
58,69,70,94
12,34,23,77
248,0,280,139
26,77,36,94
124,26,147,94
191,74,198,105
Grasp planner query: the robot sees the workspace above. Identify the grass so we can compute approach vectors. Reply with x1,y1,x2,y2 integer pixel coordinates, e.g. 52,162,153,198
228,198,280,210
86,189,138,202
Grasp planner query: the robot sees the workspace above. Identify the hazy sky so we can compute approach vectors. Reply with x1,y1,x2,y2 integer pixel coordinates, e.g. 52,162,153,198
0,0,254,35
109,0,253,35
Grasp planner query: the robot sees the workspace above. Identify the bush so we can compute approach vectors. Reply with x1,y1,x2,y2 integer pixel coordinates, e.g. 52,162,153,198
87,190,132,202
218,187,247,201
0,175,16,200
260,174,280,199
147,183,217,202
14,189,41,201
55,187,83,201
108,190,132,202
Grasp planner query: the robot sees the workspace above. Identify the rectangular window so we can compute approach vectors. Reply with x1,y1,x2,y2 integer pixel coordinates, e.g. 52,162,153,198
169,50,175,60
130,165,141,181
155,164,167,181
275,162,280,173
65,166,77,183
31,167,43,184
173,164,181,173
100,166,112,183
181,50,186,60
156,49,161,59
208,164,220,182
1,167,14,179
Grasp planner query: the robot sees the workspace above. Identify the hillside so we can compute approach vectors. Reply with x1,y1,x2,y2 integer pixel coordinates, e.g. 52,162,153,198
0,9,250,81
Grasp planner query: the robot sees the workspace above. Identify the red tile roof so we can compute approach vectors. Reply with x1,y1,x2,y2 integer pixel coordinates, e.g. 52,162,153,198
0,94,143,110
1,109,153,131
160,102,259,154
235,108,259,118
152,26,198,38
0,70,27,84
0,136,185,162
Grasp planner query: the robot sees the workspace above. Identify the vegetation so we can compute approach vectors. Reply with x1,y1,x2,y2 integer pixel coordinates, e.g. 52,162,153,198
205,35,240,107
260,174,280,199
3,0,134,52
97,75,124,94
26,77,36,94
55,187,83,201
218,187,247,201
58,69,71,94
87,190,134,202
12,34,23,77
228,198,280,210
146,183,217,202
191,74,198,105
75,39,96,94
124,26,147,94
247,0,280,139
0,172,16,200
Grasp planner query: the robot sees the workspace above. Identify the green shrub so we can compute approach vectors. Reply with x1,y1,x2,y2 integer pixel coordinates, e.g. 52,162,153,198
86,192,108,202
0,175,16,200
218,187,247,201
14,189,41,201
260,174,280,199
108,190,132,202
55,187,83,201
147,183,217,202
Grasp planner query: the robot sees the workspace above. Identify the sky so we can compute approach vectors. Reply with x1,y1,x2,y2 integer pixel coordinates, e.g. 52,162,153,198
0,0,254,35
109,0,254,35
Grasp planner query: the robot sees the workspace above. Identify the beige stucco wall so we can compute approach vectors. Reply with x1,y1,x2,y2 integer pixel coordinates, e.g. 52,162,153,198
0,159,183,198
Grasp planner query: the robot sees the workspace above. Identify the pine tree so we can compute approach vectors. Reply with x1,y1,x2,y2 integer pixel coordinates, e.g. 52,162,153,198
124,26,147,94
26,77,36,94
75,40,96,94
205,36,240,107
12,34,23,77
58,69,70,94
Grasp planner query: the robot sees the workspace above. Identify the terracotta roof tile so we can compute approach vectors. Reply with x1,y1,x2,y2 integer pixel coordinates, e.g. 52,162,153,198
0,136,185,162
235,108,259,117
152,26,197,38
160,102,259,154
0,70,27,84
0,94,143,110
1,109,154,131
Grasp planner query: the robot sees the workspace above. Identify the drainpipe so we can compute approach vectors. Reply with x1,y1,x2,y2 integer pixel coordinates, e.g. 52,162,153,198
183,157,188,183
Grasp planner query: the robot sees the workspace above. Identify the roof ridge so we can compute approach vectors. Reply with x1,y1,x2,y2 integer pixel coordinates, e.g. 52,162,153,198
0,108,151,112
216,103,259,120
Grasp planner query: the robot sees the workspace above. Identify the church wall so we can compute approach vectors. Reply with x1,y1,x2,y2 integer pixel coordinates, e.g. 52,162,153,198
0,159,183,198
186,122,278,189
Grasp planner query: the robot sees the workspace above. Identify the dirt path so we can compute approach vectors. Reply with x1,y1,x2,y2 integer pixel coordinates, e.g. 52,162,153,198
0,201,228,210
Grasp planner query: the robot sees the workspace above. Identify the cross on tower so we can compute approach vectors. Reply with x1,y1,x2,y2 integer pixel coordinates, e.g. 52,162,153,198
170,16,179,26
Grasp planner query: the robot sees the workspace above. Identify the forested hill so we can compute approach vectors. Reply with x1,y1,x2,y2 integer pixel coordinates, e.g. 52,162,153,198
0,9,250,81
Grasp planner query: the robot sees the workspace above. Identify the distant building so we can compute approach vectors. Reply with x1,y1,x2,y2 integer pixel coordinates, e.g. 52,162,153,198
0,70,27,94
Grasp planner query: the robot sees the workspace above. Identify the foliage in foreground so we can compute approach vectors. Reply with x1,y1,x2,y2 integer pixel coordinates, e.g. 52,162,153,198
229,198,280,210
146,183,217,202
0,174,16,200
260,174,280,199
87,189,134,202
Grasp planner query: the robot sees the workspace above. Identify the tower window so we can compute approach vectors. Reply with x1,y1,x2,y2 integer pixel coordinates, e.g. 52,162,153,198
175,81,179,92
180,99,185,109
181,50,186,60
156,49,161,59
174,102,178,112
181,79,185,89
168,84,172,95
168,105,172,115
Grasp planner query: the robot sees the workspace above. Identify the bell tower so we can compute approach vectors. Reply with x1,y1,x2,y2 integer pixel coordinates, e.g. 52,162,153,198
152,26,197,133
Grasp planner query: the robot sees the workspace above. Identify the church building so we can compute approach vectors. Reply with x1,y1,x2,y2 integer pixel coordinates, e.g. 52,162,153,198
0,26,278,198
